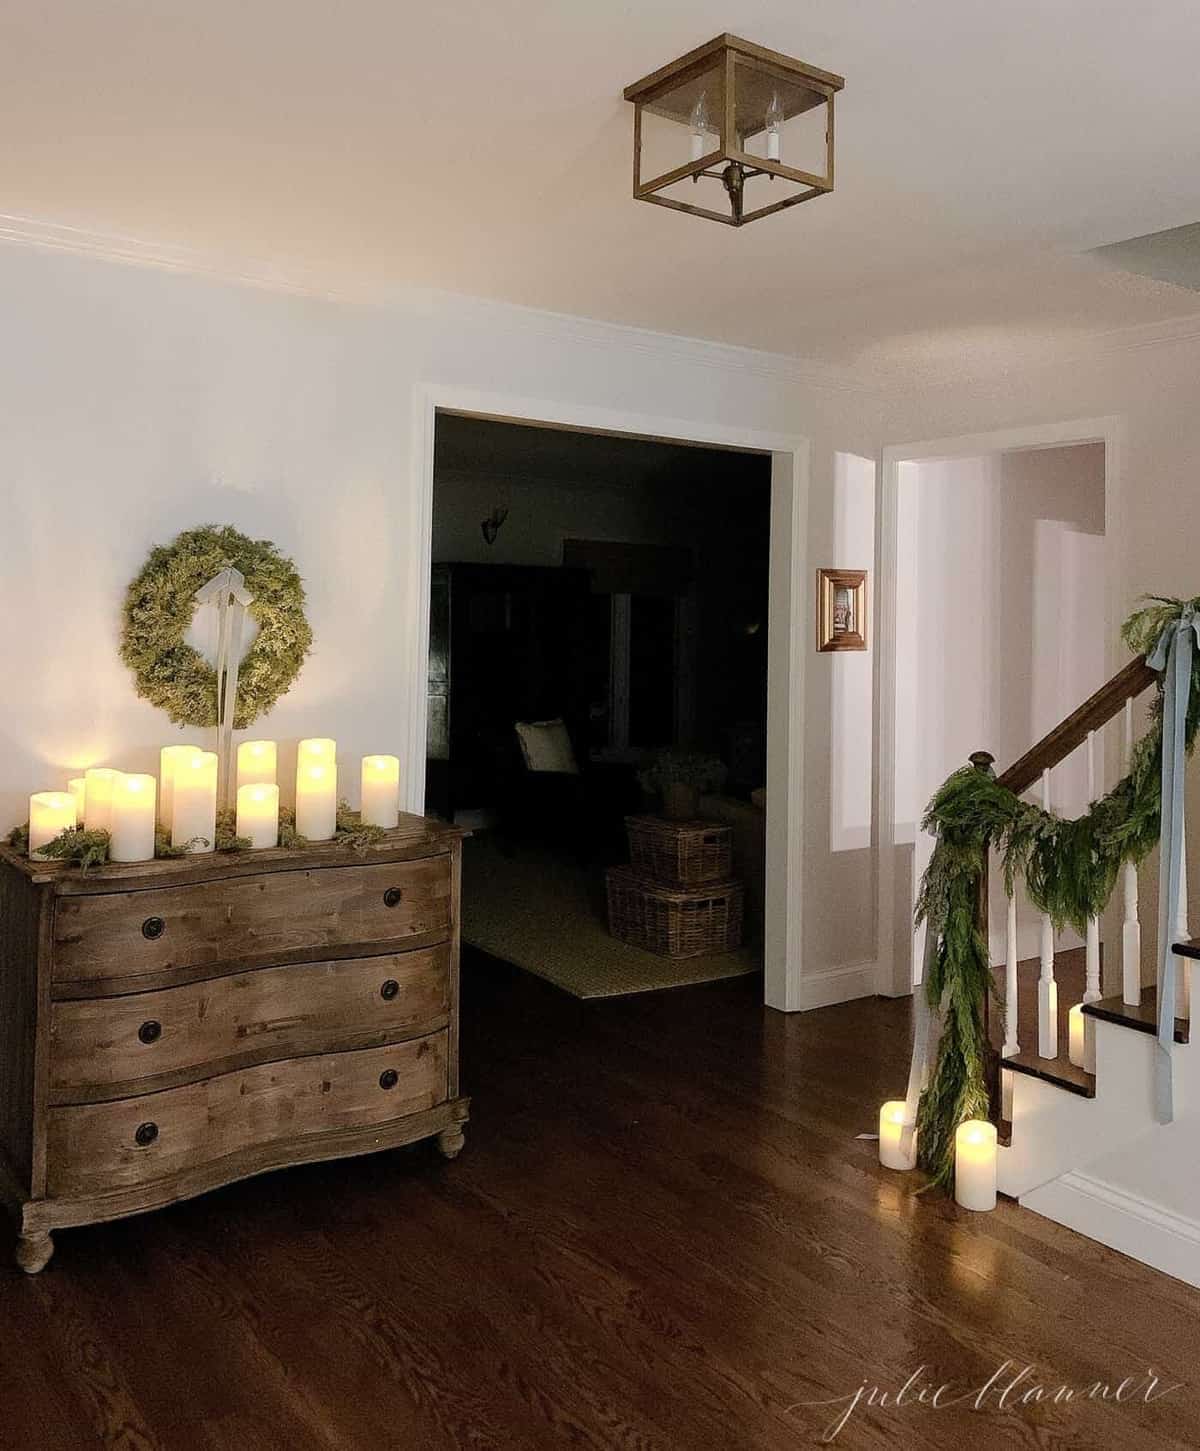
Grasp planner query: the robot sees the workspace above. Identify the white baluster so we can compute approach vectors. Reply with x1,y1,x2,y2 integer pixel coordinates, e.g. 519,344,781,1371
1084,730,1102,1008
1038,767,1059,1059
1122,697,1142,1006
1004,891,1019,1058
1176,821,1190,1022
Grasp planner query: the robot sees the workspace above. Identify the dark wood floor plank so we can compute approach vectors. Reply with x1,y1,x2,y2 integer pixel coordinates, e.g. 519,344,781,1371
0,950,1197,1450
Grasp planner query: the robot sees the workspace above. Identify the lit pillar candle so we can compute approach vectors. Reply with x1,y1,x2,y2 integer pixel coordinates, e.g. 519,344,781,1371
67,777,87,824
237,783,280,849
110,773,157,862
954,1120,998,1212
878,1100,916,1171
171,751,218,852
298,738,336,768
29,792,77,859
295,760,337,841
237,740,277,790
83,768,120,833
360,754,400,829
159,745,194,828
1068,1003,1087,1068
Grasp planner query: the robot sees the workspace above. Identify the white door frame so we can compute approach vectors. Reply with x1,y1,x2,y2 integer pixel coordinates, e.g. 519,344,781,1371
410,382,811,1012
873,414,1125,998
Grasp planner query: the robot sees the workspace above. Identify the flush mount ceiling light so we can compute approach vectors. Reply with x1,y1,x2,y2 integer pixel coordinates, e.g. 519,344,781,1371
623,33,844,227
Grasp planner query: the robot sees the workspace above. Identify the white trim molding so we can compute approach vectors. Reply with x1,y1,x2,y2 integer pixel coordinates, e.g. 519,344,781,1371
1021,1170,1200,1290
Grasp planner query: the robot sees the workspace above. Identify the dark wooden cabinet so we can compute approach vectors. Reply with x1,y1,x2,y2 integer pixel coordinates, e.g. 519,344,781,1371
0,815,468,1273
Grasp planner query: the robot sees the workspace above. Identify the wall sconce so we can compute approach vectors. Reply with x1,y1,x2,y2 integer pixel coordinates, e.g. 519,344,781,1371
481,505,509,546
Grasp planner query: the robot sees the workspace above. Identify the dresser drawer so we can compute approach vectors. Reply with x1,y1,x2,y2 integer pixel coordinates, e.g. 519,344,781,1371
47,1034,448,1197
52,855,452,991
49,946,450,1100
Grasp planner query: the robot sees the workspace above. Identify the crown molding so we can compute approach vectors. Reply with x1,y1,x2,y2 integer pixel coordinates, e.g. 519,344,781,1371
0,211,880,400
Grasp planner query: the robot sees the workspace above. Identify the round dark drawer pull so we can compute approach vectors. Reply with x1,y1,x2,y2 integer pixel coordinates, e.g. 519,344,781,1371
382,887,404,909
379,1069,399,1090
134,1122,159,1147
138,1020,162,1045
380,979,400,1001
141,916,166,940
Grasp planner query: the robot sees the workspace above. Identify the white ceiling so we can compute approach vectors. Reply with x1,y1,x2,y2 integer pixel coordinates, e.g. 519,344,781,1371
4,1,1200,381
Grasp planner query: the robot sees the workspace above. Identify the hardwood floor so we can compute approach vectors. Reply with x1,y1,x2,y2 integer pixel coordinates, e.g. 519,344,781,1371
2,950,1199,1450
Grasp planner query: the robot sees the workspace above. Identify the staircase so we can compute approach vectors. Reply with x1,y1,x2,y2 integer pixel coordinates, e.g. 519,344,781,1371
973,658,1200,1284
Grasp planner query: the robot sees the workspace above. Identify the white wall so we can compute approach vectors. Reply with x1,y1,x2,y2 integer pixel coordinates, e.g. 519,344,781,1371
0,243,882,1004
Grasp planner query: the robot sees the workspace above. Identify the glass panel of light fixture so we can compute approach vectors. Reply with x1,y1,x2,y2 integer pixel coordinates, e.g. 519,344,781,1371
650,169,743,223
732,58,828,175
637,62,725,187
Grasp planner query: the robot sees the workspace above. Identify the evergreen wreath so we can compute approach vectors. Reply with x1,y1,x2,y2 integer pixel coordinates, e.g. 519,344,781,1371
914,596,1200,1190
120,525,312,729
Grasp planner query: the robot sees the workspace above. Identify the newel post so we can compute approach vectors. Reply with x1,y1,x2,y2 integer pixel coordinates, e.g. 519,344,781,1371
969,751,1003,1126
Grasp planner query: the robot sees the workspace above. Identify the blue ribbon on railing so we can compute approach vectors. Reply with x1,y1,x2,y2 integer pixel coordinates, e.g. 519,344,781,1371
1147,602,1200,1124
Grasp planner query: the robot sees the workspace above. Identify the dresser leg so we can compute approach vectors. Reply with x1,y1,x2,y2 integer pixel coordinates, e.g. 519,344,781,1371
15,1231,54,1275
437,1126,466,1160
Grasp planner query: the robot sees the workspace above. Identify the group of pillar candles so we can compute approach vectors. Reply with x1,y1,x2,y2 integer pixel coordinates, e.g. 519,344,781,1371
877,1100,999,1211
26,740,402,863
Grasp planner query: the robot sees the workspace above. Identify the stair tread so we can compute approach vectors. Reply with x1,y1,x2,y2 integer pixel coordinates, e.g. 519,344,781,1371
1174,938,1200,961
1001,1048,1095,1098
1082,989,1189,1043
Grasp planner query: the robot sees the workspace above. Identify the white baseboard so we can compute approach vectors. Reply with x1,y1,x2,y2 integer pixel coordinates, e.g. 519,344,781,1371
799,960,877,1011
1021,1170,1200,1289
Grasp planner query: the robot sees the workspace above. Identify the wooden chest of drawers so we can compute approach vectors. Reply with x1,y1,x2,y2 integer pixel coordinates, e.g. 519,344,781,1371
0,814,468,1273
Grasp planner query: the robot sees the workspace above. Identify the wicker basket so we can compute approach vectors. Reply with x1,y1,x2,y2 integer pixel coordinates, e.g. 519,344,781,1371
606,866,744,958
624,815,732,888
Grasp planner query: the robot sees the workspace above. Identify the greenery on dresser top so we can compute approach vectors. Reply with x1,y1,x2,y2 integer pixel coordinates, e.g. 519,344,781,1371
6,801,393,870
120,525,312,729
915,596,1200,1190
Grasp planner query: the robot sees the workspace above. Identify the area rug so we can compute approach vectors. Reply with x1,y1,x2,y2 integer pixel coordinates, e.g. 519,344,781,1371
461,834,761,999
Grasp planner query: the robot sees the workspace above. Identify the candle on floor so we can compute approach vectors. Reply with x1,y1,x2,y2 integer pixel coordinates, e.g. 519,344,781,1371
67,777,87,824
360,754,400,829
878,1100,917,1171
295,760,337,841
28,792,77,859
954,1120,998,1212
237,740,277,790
159,745,194,828
237,783,280,849
1068,1003,1087,1068
297,737,336,768
83,768,120,833
171,751,218,852
109,773,157,862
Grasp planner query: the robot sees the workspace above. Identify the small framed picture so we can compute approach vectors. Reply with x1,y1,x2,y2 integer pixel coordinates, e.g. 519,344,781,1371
817,569,867,652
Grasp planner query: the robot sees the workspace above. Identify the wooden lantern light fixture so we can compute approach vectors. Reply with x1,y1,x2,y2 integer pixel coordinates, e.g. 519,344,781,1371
623,33,844,227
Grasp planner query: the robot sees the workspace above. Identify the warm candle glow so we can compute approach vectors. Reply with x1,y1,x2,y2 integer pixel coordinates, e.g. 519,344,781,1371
237,782,280,849
159,745,194,828
171,751,218,852
237,739,278,790
360,753,400,829
67,777,87,824
878,1099,916,1171
954,1119,998,1212
29,792,77,859
295,760,337,841
83,768,120,832
298,738,336,765
1068,1003,1087,1068
110,773,157,862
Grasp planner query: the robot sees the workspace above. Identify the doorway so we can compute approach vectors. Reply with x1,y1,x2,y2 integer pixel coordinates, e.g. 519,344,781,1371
408,385,810,1011
875,418,1122,999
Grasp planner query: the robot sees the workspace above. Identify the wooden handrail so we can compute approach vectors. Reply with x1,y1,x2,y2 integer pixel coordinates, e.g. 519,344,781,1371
996,656,1158,796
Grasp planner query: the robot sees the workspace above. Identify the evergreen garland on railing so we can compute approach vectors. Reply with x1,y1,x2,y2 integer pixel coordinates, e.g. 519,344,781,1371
914,597,1200,1189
